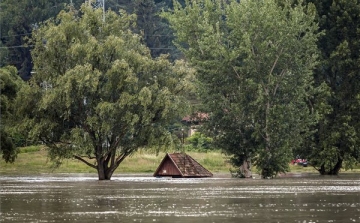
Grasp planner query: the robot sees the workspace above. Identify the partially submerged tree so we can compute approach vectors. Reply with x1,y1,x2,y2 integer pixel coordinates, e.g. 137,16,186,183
163,0,320,178
15,4,193,180
299,0,360,175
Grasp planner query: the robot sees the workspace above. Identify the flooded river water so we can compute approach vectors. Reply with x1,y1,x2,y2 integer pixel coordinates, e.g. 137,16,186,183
0,173,359,223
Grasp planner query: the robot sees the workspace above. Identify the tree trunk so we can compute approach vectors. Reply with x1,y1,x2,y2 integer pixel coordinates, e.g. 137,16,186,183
262,99,272,179
97,159,113,180
318,158,342,175
319,164,326,175
329,158,342,175
239,158,252,178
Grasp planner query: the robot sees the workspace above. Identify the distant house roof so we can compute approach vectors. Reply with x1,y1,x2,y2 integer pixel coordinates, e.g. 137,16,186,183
182,113,209,124
153,153,213,178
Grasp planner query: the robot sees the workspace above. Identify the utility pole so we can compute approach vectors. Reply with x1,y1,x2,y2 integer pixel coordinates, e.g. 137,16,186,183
86,0,105,22
69,0,74,9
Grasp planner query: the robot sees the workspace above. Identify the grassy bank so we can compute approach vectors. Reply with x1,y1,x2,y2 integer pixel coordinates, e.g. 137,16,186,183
0,146,233,175
1,146,359,175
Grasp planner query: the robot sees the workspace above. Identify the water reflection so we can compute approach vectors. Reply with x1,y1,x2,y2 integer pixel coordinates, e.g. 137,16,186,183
1,174,359,223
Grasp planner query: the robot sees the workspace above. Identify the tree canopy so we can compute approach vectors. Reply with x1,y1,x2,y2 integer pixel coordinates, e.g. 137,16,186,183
14,4,194,180
299,0,360,174
0,66,23,163
163,0,321,178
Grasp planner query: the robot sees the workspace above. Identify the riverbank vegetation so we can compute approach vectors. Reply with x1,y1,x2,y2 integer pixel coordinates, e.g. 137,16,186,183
163,0,321,178
0,146,232,175
1,146,359,175
1,0,359,179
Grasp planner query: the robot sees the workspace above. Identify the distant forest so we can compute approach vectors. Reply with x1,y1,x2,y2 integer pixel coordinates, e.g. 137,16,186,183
0,0,185,80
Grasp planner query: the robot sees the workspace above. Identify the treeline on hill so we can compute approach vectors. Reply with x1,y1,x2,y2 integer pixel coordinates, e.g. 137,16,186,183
0,0,359,179
0,0,185,80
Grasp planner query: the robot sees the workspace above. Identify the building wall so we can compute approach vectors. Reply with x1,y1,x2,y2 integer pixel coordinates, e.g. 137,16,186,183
155,157,181,177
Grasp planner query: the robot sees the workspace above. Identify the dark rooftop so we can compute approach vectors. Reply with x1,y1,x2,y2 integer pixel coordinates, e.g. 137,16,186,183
154,153,213,178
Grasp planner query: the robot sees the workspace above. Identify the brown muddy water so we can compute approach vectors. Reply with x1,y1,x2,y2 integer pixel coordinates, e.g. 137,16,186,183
0,173,359,223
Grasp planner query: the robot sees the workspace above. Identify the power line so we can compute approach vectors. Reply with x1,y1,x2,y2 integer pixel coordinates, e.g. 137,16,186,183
0,45,34,49
0,45,173,50
144,35,173,37
1,32,33,39
149,48,175,50
0,33,174,41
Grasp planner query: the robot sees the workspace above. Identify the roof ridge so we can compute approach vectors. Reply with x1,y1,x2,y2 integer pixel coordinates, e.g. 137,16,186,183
167,152,184,176
154,152,212,177
185,154,213,176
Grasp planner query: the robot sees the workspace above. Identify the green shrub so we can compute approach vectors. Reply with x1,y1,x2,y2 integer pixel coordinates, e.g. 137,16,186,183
186,132,213,152
11,132,30,147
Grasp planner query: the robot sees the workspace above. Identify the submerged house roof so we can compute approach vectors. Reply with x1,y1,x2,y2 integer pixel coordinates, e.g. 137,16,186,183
153,153,213,178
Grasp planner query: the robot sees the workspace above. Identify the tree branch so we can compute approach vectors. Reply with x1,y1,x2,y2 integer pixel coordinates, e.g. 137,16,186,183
115,151,131,166
78,155,96,159
103,132,124,161
232,66,241,80
105,151,131,175
73,155,97,169
273,69,286,96
269,48,283,76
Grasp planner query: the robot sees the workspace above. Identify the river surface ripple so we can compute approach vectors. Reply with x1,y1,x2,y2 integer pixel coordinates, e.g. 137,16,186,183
0,173,359,223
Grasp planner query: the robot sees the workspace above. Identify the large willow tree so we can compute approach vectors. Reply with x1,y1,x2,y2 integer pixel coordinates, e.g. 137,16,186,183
163,0,321,178
15,4,193,180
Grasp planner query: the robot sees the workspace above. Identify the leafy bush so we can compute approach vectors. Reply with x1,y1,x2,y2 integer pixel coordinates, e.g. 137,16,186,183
11,133,28,147
186,132,214,152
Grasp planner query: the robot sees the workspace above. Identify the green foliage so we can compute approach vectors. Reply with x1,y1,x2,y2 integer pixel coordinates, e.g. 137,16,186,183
300,0,360,175
0,130,18,163
0,66,24,163
127,0,181,60
0,0,77,79
15,4,194,180
186,132,213,152
0,0,184,81
10,132,30,147
163,0,321,178
0,42,9,67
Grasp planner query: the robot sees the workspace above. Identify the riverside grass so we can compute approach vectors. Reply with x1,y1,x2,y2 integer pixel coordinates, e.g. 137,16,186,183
1,146,359,175
0,146,233,175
